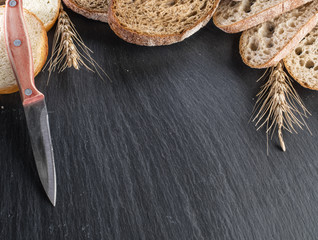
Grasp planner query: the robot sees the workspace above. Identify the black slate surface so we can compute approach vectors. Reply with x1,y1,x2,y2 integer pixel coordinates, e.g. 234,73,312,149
1,10,318,240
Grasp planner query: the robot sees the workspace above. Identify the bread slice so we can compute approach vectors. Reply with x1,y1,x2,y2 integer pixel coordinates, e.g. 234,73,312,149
23,0,61,31
240,1,318,69
108,0,220,46
284,26,318,90
213,0,312,33
0,6,48,94
62,0,108,23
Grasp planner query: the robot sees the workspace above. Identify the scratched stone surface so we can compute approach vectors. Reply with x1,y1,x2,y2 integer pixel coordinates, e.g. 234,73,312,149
1,9,318,240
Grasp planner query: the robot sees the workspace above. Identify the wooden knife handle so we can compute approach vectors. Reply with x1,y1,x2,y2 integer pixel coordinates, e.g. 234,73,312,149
4,0,44,106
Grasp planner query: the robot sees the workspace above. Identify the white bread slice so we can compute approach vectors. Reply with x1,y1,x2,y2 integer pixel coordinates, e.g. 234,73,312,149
62,0,108,23
284,26,318,90
108,0,220,46
240,1,318,69
23,0,60,31
213,0,312,33
0,6,48,94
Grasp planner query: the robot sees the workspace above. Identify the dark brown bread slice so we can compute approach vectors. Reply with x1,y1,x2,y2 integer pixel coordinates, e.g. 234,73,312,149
108,0,220,46
63,0,108,23
213,0,312,33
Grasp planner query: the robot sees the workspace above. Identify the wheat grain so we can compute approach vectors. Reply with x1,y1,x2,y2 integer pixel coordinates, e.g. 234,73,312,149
46,5,109,81
252,61,310,153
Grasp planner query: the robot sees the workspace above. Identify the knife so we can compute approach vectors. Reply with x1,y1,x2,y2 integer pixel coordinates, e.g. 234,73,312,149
4,0,57,206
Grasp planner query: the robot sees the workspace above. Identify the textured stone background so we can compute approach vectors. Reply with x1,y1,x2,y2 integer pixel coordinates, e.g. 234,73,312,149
1,9,318,240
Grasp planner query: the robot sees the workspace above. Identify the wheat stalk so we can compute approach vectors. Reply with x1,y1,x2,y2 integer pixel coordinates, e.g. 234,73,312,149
252,61,310,153
46,5,109,81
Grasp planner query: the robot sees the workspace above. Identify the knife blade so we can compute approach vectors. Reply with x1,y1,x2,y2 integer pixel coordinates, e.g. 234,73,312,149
4,0,56,206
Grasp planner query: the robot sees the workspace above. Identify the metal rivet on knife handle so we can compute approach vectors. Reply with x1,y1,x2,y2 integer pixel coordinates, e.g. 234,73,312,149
9,0,16,7
25,88,32,96
13,39,21,47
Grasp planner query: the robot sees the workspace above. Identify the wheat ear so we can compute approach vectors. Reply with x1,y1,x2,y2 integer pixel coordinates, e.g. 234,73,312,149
252,61,310,152
46,5,109,81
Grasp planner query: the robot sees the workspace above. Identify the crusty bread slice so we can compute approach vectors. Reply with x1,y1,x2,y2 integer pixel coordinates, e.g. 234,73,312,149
240,1,318,69
108,0,220,46
23,0,60,31
284,26,318,90
0,6,48,94
213,0,312,33
62,0,108,23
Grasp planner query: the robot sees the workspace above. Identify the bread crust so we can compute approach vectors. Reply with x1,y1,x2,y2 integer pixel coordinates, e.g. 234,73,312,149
283,59,318,90
0,8,48,94
239,13,318,69
213,0,312,33
108,0,220,46
45,0,61,31
62,0,108,23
